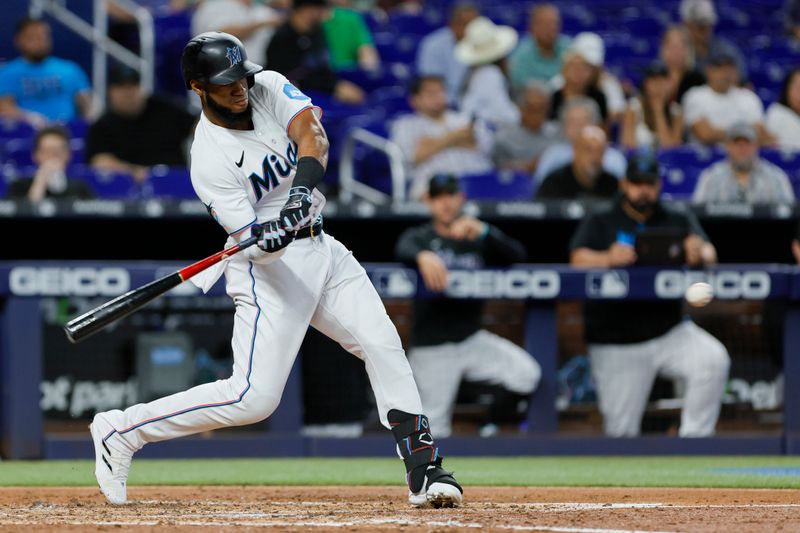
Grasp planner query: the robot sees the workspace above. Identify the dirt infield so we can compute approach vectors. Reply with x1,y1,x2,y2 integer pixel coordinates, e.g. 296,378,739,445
1,486,799,532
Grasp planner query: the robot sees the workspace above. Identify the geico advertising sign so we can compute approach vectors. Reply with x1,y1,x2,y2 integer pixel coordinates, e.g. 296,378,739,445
10,267,130,296
655,270,771,299
445,269,561,298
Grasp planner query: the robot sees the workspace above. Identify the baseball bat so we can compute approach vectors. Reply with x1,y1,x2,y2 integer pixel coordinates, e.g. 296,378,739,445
64,235,258,343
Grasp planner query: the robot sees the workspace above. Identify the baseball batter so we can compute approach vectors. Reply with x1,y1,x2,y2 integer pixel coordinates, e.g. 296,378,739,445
89,32,463,508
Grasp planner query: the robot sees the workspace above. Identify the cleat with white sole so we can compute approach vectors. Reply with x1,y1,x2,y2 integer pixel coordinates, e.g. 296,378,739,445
89,412,133,505
408,462,464,508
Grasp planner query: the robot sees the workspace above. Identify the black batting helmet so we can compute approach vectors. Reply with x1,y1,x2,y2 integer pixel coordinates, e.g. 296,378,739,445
181,32,263,90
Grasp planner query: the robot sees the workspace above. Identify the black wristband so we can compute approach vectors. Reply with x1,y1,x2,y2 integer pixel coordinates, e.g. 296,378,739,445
293,157,325,190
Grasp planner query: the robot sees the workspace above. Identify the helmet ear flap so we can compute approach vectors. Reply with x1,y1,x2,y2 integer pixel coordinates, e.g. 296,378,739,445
247,75,255,89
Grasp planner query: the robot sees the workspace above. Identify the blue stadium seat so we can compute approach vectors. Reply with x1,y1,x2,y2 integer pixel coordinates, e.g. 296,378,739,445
657,146,725,200
144,167,195,199
0,120,35,140
760,148,800,197
368,85,411,119
459,170,535,201
387,11,443,36
70,165,138,199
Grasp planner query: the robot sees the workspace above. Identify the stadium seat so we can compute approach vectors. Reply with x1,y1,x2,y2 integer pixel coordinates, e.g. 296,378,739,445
0,120,35,140
760,148,800,197
70,165,139,199
144,167,195,199
657,146,725,200
460,170,535,201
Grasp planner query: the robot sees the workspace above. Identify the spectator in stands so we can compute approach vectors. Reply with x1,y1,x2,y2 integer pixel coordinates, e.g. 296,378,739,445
766,68,800,150
86,68,196,183
537,126,618,200
395,173,540,438
570,153,729,438
559,32,626,123
509,4,571,93
679,0,746,79
548,46,608,124
492,82,559,173
267,0,365,104
416,1,479,104
693,122,794,204
660,26,705,105
323,0,380,72
682,51,772,146
455,17,519,126
621,63,684,149
390,76,492,200
535,97,627,182
192,0,283,67
6,126,93,202
0,18,91,126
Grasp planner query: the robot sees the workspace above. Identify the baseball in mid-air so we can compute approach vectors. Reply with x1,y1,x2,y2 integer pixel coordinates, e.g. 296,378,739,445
685,282,714,307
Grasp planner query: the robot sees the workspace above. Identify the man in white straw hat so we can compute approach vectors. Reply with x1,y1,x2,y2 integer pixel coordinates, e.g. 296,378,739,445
455,16,520,126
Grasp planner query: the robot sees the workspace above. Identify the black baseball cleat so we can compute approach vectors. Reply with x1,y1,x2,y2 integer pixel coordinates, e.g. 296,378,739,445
407,458,463,508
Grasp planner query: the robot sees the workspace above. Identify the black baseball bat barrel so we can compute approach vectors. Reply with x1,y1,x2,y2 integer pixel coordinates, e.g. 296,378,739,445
64,235,258,343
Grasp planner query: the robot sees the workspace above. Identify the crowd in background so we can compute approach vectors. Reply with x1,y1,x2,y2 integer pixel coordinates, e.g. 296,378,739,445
2,0,800,206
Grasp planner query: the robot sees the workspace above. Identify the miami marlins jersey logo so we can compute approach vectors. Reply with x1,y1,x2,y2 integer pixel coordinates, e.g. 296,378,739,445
248,142,299,201
226,46,242,67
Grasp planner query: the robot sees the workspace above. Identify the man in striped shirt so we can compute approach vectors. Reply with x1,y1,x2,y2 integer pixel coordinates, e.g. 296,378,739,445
692,122,794,204
390,76,493,200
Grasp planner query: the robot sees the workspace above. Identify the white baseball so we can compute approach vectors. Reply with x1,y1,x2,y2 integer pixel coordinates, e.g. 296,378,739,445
685,282,713,307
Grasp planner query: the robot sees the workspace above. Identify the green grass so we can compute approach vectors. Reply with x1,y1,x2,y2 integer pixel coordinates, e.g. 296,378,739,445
1,457,800,488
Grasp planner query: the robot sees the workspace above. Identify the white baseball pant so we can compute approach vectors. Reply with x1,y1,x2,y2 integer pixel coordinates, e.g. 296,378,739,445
408,330,541,438
589,320,730,438
102,233,423,451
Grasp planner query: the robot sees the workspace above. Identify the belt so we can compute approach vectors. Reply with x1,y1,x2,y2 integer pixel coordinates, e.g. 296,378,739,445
295,219,323,240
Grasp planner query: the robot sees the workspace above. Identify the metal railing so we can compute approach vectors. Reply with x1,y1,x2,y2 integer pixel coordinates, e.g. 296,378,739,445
338,127,407,205
29,0,155,114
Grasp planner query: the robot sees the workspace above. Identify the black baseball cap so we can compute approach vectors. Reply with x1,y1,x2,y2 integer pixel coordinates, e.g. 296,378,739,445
109,66,141,86
428,173,461,197
626,153,661,184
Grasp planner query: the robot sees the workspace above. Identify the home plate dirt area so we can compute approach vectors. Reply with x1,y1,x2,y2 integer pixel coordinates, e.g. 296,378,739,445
1,486,799,532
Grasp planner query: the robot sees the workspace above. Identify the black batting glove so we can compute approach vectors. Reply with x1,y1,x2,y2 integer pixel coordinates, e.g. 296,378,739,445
279,186,313,231
252,220,295,253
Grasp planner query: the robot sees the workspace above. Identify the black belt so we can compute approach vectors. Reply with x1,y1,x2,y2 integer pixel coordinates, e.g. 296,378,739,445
295,219,323,240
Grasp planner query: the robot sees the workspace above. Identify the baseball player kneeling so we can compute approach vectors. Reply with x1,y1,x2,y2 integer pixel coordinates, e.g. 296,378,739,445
89,32,462,508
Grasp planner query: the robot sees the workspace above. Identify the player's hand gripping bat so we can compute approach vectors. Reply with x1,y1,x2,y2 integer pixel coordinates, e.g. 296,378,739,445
63,235,258,343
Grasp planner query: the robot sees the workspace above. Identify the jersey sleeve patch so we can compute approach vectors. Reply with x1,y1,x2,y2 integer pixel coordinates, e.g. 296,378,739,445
283,83,310,101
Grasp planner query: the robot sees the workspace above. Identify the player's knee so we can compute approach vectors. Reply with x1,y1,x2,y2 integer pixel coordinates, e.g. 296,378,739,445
506,356,541,394
234,389,281,425
699,340,731,381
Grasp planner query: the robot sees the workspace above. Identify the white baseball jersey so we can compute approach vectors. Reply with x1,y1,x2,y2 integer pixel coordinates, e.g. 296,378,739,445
191,70,323,239
97,71,425,455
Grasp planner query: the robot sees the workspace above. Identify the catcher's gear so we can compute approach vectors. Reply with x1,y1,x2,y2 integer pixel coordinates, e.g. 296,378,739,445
181,31,263,89
280,186,314,231
253,220,295,253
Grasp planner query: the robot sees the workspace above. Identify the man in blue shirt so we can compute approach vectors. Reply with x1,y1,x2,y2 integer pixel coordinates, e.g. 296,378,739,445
0,18,91,125
415,2,479,105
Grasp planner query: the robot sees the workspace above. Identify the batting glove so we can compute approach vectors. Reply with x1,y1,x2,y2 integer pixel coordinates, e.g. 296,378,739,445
252,220,295,253
279,186,313,231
